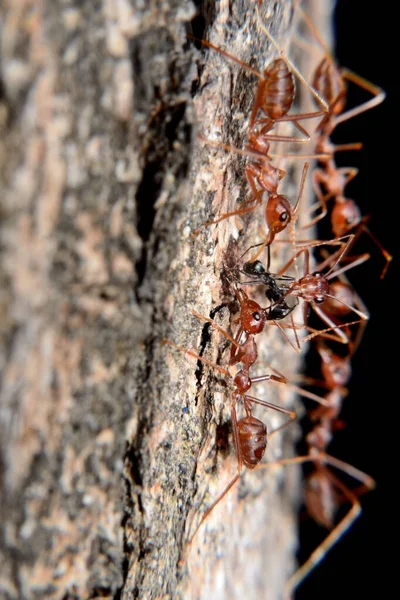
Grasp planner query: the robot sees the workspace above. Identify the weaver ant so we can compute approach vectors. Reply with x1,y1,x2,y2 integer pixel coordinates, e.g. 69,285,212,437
162,303,296,549
189,8,328,243
264,341,374,597
292,4,391,278
235,235,369,348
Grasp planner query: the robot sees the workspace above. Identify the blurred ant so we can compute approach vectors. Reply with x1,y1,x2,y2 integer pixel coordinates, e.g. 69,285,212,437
291,3,391,278
264,341,375,597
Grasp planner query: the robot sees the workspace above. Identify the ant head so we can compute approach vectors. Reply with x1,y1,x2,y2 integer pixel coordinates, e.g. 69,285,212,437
317,343,351,388
331,199,361,236
299,273,330,303
243,260,265,277
238,292,267,334
265,195,291,237
267,303,293,320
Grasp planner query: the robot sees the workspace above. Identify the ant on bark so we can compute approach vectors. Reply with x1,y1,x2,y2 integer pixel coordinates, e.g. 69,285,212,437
232,235,369,352
188,7,328,245
162,295,297,550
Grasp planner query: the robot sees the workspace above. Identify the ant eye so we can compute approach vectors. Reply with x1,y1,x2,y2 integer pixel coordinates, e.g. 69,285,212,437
315,296,325,304
253,312,261,321
279,211,288,223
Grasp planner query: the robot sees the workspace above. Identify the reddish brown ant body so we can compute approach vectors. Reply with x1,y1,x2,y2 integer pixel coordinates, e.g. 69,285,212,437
162,300,296,549
272,341,375,597
189,16,327,244
294,6,391,277
235,237,369,348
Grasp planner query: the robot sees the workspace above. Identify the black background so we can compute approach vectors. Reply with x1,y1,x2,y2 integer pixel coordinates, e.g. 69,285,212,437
296,1,398,599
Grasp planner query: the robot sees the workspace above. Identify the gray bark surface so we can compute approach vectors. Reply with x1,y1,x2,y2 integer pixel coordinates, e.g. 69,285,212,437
0,1,332,599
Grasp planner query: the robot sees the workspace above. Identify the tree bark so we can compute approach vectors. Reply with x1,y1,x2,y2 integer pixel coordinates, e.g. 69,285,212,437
0,1,332,599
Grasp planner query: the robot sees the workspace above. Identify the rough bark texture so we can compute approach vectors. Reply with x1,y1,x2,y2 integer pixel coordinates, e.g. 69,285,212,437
0,2,331,599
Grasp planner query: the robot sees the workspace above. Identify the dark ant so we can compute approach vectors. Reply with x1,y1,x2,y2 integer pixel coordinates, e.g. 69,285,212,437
235,236,369,348
240,250,298,321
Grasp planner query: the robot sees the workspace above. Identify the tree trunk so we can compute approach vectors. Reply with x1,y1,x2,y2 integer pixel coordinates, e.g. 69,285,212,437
0,1,332,599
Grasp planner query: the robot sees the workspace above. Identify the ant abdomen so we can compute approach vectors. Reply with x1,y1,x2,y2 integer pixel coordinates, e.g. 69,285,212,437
331,198,362,236
312,57,346,114
261,58,296,120
237,416,268,469
305,469,338,529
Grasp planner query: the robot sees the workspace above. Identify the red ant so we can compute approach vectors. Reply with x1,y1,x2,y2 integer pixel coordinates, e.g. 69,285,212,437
267,341,375,597
162,302,296,549
292,4,392,278
254,339,374,596
271,237,370,346
235,236,369,350
188,15,328,244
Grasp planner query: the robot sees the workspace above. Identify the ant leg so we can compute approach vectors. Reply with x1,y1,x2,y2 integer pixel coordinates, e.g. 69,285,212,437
162,339,230,377
311,305,367,345
252,357,335,406
192,202,260,236
325,262,370,355
319,249,370,277
248,238,269,262
186,473,241,548
259,362,334,406
286,486,361,595
335,68,386,126
302,165,358,230
324,454,376,491
293,2,334,60
249,115,312,143
289,162,309,226
332,213,392,279
302,319,365,344
363,225,393,279
300,168,330,229
286,461,375,595
187,35,262,79
189,310,249,367
332,142,363,152
198,133,271,163
184,398,249,549
270,315,301,354
191,309,239,348
245,165,269,207
243,393,296,436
